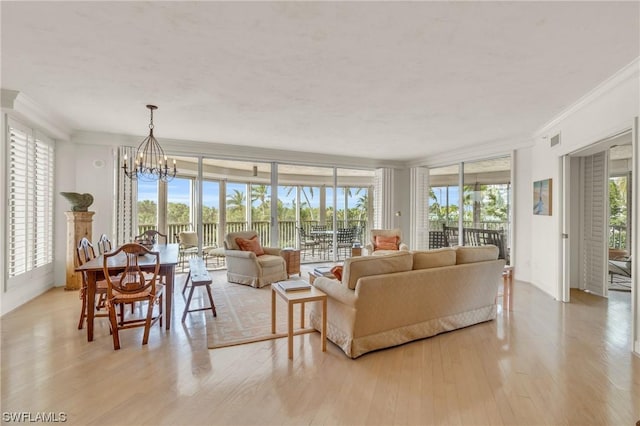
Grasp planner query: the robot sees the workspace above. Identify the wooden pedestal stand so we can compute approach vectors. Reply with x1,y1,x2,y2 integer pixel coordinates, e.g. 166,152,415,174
65,211,94,291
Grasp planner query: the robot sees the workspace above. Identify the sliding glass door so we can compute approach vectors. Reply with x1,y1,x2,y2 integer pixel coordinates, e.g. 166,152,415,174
427,157,511,263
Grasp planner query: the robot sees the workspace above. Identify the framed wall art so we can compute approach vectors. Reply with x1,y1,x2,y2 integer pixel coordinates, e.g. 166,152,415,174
533,178,552,215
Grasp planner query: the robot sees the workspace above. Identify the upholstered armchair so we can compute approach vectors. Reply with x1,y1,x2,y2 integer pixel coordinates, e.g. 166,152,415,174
365,228,409,255
224,231,287,288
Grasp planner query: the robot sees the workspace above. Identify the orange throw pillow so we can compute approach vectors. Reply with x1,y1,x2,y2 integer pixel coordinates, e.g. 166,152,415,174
235,236,265,256
330,265,343,281
375,235,399,251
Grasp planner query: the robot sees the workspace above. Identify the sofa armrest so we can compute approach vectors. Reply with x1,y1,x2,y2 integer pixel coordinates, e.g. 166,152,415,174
224,249,257,260
364,243,374,255
263,247,282,256
313,277,356,307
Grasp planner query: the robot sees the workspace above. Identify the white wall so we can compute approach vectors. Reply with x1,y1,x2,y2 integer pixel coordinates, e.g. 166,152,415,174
517,60,639,300
515,60,639,354
393,168,411,240
512,147,532,283
53,140,117,288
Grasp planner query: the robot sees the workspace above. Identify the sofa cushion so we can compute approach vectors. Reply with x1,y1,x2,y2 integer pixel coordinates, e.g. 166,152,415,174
375,235,399,251
455,245,499,264
256,254,284,267
413,247,456,270
235,235,265,256
342,251,413,290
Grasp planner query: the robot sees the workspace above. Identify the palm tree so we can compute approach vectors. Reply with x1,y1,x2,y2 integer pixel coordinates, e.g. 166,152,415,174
285,186,316,221
226,189,246,221
251,184,270,220
354,192,368,221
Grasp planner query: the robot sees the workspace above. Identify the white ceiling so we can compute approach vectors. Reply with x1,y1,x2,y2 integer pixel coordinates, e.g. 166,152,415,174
2,2,638,162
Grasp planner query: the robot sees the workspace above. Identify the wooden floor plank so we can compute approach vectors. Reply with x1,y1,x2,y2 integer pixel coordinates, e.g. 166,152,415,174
2,268,639,425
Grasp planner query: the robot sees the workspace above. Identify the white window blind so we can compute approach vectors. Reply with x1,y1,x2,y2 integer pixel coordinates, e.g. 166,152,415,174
7,118,55,278
373,168,394,229
410,166,429,250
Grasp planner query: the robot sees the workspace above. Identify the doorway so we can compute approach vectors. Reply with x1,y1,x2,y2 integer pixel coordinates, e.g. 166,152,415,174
562,130,633,300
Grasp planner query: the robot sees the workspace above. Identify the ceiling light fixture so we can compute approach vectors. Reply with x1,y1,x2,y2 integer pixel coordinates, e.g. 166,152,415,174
122,104,176,182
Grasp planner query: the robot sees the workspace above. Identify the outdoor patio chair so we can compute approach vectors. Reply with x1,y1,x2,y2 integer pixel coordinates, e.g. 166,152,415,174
178,231,199,270
298,227,319,259
608,256,631,284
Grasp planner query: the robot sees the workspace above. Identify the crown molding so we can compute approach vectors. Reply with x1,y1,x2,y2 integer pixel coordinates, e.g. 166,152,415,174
71,130,406,170
534,57,640,139
405,134,533,168
1,89,71,140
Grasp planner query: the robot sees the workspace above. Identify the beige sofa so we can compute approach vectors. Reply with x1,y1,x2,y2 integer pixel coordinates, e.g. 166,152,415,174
309,246,505,358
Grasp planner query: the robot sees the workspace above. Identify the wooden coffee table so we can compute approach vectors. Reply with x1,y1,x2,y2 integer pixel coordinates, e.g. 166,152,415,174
271,283,327,360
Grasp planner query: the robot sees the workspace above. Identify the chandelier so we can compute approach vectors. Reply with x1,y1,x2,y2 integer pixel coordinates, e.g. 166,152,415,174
122,105,177,182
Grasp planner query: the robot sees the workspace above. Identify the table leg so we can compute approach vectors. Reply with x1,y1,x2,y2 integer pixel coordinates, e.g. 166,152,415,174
321,298,327,352
271,287,276,334
300,302,305,328
163,266,174,330
87,272,96,342
288,301,294,359
503,268,513,311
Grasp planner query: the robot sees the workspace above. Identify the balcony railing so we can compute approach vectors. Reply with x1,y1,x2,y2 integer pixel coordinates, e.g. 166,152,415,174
609,224,627,249
139,219,369,251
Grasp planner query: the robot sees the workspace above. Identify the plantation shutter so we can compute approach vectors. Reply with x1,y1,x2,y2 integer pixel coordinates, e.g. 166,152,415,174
373,168,394,229
410,167,429,250
7,118,55,278
581,151,608,296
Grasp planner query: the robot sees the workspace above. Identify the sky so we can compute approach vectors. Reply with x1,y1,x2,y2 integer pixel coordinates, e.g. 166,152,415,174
138,179,364,209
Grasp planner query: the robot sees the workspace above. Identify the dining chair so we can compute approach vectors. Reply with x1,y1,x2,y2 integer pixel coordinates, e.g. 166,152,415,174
76,237,109,330
103,243,164,350
96,234,113,255
135,229,168,245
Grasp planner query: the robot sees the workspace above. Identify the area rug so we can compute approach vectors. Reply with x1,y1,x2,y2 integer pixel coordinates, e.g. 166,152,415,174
204,272,309,349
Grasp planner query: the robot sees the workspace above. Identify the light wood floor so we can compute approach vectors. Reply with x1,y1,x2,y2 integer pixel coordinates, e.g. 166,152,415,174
1,268,639,426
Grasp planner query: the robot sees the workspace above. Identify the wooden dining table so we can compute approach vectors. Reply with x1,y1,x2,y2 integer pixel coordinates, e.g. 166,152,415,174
75,243,179,342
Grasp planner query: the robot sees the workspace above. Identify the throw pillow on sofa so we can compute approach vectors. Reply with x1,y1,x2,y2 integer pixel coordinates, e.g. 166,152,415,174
375,235,399,251
235,236,265,256
330,265,343,281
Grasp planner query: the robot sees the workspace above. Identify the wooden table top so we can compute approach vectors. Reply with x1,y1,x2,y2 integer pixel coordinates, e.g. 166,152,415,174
75,243,179,272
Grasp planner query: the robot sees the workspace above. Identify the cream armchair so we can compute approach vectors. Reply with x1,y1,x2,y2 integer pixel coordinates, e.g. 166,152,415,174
224,231,287,288
365,228,409,255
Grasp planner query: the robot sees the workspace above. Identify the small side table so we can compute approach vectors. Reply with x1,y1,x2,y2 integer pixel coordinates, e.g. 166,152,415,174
351,246,362,257
281,248,301,278
271,284,327,360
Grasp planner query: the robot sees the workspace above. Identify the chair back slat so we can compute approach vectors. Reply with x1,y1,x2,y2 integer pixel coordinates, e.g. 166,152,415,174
97,234,113,255
103,243,160,296
77,237,96,266
135,229,168,245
